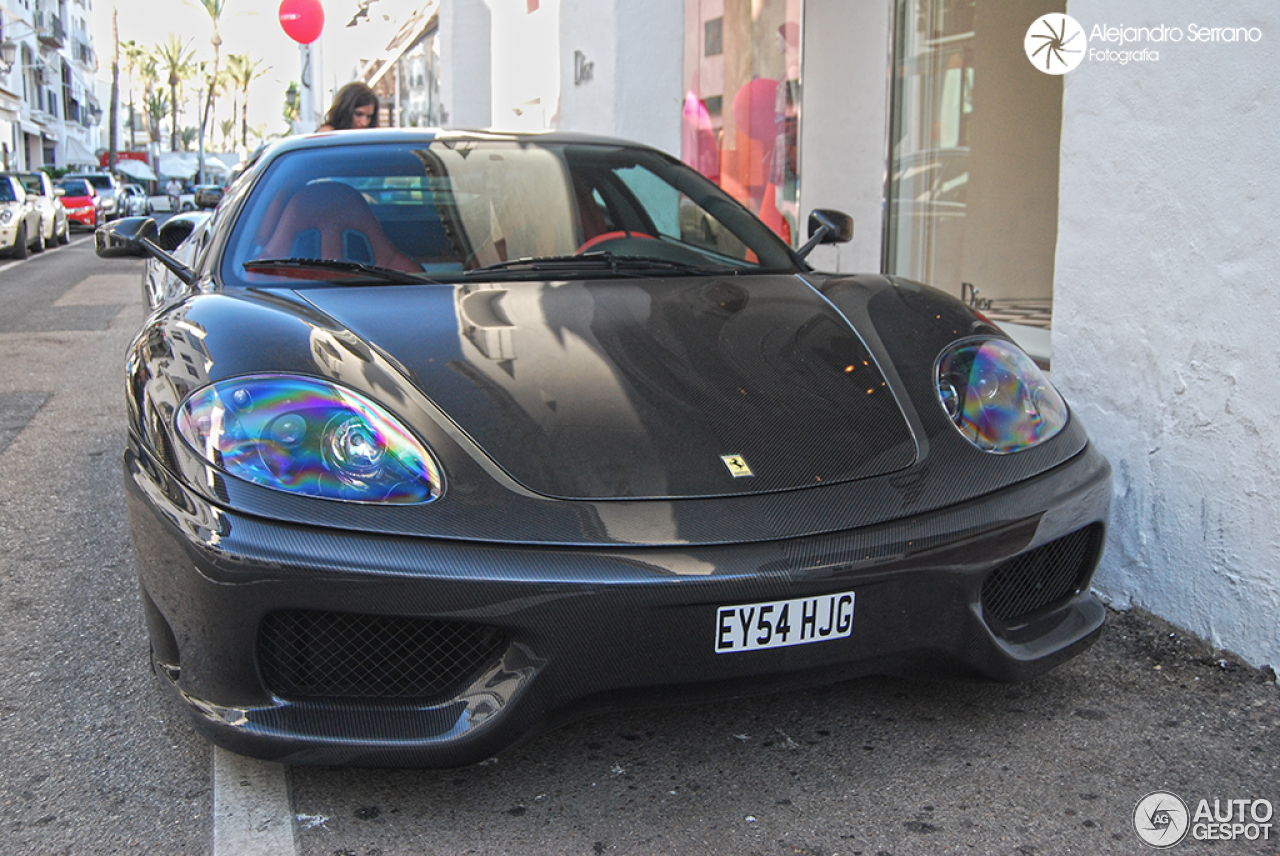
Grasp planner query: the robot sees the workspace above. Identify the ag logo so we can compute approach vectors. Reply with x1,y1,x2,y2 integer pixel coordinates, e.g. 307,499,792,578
1134,791,1190,848
720,454,754,478
1024,13,1086,75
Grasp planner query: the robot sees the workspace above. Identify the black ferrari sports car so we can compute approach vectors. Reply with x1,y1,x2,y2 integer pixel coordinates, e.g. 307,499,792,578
97,129,1110,768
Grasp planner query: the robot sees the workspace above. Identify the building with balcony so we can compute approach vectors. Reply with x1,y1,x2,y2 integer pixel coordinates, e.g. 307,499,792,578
0,0,100,171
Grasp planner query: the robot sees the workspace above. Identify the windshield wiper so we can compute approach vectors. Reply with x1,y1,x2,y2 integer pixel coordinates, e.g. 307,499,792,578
243,258,438,285
466,252,736,278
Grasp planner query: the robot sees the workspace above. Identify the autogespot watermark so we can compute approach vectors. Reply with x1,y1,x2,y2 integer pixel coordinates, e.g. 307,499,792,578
1024,15,1264,73
1134,791,1274,848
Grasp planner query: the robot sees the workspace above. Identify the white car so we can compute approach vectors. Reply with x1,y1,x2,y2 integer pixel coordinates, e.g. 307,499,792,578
118,184,152,217
7,171,70,247
0,174,45,257
147,189,196,213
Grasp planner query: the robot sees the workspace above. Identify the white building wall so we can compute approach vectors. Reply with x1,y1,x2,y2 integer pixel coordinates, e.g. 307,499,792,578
796,0,891,274
438,0,493,128
611,1,683,154
1054,0,1280,667
557,0,615,136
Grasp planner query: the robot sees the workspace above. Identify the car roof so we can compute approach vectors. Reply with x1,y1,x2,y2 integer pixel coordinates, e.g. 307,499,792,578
260,128,665,161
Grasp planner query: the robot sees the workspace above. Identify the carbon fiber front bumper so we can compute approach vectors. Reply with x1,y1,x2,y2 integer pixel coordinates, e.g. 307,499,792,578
125,441,1112,768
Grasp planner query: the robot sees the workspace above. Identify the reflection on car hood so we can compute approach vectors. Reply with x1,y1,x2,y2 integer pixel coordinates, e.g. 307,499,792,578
301,274,917,500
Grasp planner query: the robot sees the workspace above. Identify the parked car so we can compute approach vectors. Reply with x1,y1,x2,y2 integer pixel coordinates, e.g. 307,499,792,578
64,171,121,220
148,185,195,213
192,183,226,209
55,178,101,229
0,174,45,257
8,170,70,246
118,183,151,217
94,129,1111,768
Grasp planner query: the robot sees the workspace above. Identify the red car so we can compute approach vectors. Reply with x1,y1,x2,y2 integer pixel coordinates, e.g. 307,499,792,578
55,177,101,229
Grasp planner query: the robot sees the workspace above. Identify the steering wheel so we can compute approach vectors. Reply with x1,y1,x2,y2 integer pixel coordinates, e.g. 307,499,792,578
575,230,656,254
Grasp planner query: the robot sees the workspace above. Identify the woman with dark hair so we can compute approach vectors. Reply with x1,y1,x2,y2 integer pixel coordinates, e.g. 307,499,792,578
318,82,379,131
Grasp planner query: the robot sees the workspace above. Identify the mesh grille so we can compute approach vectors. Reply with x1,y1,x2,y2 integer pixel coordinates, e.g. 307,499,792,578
258,611,505,702
981,525,1103,626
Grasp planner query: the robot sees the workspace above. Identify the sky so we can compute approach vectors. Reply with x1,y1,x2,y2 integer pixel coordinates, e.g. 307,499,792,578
90,0,420,150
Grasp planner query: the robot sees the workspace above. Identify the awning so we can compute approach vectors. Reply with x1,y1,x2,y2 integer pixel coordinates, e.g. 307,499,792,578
62,136,97,166
157,152,199,179
115,159,158,181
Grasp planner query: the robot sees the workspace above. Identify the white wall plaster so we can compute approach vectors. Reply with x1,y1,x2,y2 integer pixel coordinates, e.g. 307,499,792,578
797,0,892,275
438,0,493,128
1054,0,1279,667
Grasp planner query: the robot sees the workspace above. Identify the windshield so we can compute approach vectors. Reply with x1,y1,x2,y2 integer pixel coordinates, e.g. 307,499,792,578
0,181,15,203
58,180,89,196
76,175,113,191
17,176,43,195
222,139,801,288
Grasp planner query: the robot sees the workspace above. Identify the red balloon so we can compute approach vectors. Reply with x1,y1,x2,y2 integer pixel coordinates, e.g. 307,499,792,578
279,0,324,44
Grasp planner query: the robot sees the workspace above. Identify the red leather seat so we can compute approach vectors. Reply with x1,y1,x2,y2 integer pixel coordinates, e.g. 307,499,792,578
260,181,420,273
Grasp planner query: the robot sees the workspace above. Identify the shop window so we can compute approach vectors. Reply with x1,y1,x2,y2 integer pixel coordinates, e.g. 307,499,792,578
885,0,1063,354
682,0,801,245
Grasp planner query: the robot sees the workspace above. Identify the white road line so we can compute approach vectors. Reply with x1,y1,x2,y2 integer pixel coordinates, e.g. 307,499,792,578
0,234,90,274
212,747,299,856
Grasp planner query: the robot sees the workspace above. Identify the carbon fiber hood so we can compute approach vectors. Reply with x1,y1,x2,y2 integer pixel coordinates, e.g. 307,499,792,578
302,275,917,500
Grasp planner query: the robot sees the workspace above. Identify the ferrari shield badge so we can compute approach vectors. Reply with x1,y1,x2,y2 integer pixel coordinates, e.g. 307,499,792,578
720,454,754,478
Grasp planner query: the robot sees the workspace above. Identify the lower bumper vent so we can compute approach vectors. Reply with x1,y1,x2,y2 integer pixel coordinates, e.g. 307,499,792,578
981,524,1104,628
258,611,505,702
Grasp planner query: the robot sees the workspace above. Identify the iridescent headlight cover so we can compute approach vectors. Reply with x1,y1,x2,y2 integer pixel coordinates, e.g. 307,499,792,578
176,375,443,503
936,339,1067,453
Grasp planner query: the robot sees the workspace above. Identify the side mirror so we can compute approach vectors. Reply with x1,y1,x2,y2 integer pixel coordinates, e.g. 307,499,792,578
53,187,65,197
796,209,854,259
96,216,197,285
95,217,158,258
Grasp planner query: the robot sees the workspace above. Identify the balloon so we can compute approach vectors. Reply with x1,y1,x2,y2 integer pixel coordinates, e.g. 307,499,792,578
279,0,324,45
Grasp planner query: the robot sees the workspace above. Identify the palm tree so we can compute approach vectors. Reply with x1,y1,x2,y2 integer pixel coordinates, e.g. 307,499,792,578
145,89,170,146
189,0,229,150
218,117,236,151
120,39,148,149
207,67,232,150
225,53,269,150
137,51,161,144
108,7,120,169
155,33,197,151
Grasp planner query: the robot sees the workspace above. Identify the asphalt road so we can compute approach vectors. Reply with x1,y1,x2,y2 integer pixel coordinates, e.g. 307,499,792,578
0,234,1276,855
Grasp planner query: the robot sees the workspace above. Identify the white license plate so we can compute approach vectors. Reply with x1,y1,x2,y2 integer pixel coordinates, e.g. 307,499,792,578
714,591,855,654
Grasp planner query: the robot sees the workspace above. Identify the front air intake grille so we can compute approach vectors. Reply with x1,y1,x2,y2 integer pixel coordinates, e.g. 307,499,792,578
258,611,505,702
981,524,1103,627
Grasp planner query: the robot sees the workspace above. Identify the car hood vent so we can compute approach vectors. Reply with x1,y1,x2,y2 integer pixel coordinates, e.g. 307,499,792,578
303,275,917,500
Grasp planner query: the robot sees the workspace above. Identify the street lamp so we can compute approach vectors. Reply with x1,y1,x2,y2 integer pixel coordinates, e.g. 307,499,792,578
0,40,18,72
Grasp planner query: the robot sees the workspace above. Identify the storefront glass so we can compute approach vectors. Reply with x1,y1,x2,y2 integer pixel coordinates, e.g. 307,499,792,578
885,0,1063,344
682,0,801,245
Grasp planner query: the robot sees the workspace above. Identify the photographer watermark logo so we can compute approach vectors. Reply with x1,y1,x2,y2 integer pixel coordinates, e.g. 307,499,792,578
1135,791,1190,848
1025,14,1086,74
